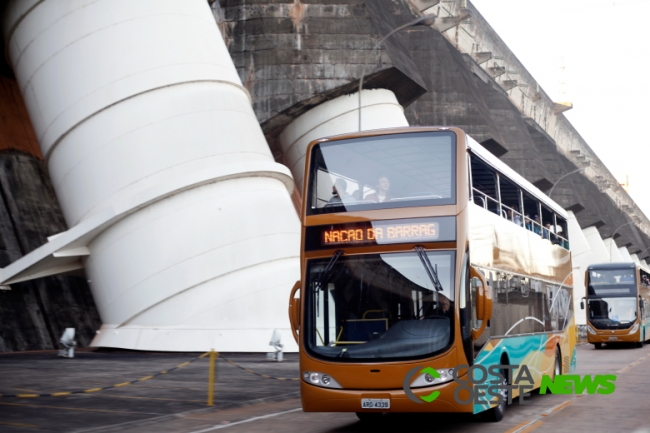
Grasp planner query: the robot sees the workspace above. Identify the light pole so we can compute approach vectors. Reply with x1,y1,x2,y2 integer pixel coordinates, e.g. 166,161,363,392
548,165,588,200
358,14,435,131
609,221,636,262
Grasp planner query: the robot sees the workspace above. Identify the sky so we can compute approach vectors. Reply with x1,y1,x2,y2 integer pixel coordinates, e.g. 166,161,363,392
470,0,650,219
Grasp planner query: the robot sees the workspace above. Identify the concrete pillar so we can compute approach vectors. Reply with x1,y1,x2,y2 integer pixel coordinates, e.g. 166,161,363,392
582,227,610,263
602,238,624,263
630,254,641,265
3,0,300,351
567,211,593,325
279,89,409,190
618,247,633,262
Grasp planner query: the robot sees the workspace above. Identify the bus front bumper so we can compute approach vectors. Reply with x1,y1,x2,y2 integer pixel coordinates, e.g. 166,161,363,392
301,380,474,414
587,325,639,343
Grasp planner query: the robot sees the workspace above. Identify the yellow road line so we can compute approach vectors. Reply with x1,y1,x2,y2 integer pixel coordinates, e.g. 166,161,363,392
84,388,103,393
130,384,207,391
519,421,544,433
549,399,574,413
113,382,132,388
138,376,155,381
503,420,533,433
104,395,206,404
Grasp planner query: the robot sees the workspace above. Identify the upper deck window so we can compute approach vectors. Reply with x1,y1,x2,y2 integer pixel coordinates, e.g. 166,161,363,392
588,269,637,297
306,131,456,216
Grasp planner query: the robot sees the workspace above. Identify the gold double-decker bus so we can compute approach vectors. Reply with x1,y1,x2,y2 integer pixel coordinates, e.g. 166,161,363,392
582,262,650,348
288,127,576,422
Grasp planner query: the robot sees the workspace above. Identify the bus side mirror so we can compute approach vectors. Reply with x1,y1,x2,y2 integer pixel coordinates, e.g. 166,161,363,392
470,266,492,341
288,281,301,344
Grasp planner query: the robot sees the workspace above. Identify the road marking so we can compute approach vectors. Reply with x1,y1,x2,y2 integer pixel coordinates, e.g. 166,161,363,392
186,408,302,432
506,349,650,433
504,396,574,433
104,395,206,404
617,351,650,374
548,399,574,413
518,421,544,433
503,420,534,433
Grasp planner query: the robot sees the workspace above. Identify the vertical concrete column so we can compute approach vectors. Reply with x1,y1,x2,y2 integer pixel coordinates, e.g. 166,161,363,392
567,211,593,324
279,89,409,190
602,238,624,263
583,227,611,263
618,247,633,262
3,0,300,351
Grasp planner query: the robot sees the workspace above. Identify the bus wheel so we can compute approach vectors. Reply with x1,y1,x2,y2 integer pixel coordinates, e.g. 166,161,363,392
355,412,383,423
552,347,562,378
594,343,602,349
635,341,644,348
480,373,507,422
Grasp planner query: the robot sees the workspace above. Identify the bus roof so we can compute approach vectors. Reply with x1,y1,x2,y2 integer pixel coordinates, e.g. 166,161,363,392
588,262,636,270
466,135,569,219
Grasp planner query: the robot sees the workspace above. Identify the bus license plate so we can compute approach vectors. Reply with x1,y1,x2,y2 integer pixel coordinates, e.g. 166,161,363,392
361,399,390,409
608,337,619,341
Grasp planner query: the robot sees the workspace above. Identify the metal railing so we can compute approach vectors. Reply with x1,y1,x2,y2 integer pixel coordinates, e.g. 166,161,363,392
472,188,569,250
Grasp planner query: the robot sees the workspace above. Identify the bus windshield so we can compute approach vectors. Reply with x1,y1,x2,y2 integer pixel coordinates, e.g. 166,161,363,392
588,297,637,329
306,131,456,215
305,251,455,361
587,269,637,297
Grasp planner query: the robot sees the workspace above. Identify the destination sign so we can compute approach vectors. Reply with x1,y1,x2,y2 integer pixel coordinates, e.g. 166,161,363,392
305,217,456,250
323,223,438,245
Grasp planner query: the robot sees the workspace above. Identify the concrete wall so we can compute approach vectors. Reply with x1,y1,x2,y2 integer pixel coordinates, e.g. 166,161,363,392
2,0,300,352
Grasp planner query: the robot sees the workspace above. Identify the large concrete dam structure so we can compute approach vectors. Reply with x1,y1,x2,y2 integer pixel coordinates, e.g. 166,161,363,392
0,0,648,351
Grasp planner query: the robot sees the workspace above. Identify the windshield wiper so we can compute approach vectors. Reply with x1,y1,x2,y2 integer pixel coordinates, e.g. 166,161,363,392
313,250,343,292
414,246,443,293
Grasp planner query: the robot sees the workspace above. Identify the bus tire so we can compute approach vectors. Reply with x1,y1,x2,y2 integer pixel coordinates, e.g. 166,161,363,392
552,347,562,378
480,367,508,422
594,343,602,349
635,341,643,348
355,412,383,423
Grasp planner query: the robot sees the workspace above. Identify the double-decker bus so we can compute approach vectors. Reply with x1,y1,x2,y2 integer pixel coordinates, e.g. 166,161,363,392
582,262,650,348
288,127,576,422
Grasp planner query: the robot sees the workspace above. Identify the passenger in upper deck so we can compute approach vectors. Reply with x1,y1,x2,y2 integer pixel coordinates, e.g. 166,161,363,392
525,214,533,231
364,175,393,203
507,205,524,227
533,215,542,235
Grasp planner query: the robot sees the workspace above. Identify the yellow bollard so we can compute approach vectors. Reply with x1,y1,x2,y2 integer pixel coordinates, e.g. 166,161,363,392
207,349,218,406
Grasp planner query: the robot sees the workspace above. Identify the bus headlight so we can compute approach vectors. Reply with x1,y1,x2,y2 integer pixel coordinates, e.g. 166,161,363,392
587,325,597,335
629,324,639,335
410,368,455,388
302,371,342,389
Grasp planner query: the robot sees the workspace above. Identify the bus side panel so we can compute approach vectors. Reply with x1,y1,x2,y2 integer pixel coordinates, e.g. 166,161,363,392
471,332,566,414
468,205,572,286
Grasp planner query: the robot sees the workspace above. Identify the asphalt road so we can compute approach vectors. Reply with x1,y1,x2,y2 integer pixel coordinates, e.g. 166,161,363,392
1,343,649,433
